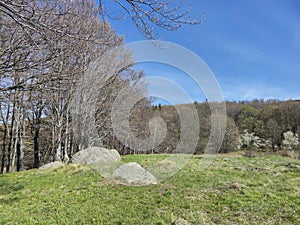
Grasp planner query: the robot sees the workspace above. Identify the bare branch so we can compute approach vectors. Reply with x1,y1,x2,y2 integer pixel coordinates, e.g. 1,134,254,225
100,0,204,39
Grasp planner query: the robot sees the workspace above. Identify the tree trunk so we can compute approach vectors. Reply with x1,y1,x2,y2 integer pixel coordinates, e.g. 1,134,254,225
11,98,21,171
16,140,21,171
33,123,40,168
11,119,18,171
19,112,25,171
1,126,7,174
55,122,62,161
16,90,26,171
32,97,44,169
63,111,70,162
6,97,16,173
1,103,10,174
1,125,8,174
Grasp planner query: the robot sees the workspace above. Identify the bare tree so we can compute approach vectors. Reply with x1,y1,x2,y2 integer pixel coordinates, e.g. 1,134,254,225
72,44,134,151
265,119,281,152
220,116,240,153
95,69,151,154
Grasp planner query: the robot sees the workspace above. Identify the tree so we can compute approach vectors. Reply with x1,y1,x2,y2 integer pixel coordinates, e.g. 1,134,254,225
238,105,263,135
239,130,267,149
26,82,48,168
220,116,240,153
280,101,300,134
106,67,155,155
151,104,180,154
265,119,281,152
195,102,210,154
93,69,151,154
226,101,243,125
71,44,135,151
282,131,299,150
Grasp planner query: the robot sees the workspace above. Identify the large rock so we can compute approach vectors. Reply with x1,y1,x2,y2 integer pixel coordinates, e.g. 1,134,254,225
108,149,121,161
72,147,121,165
39,161,65,169
112,162,157,185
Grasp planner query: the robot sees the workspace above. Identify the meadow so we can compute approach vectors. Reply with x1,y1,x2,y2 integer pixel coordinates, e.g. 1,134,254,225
0,153,299,225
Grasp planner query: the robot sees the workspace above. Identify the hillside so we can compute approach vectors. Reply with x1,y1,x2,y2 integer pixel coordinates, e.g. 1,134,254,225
0,153,299,224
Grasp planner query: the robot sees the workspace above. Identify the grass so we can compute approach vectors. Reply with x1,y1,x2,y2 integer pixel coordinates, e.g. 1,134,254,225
0,153,300,224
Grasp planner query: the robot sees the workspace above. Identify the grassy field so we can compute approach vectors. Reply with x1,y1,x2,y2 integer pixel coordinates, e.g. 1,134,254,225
0,153,300,225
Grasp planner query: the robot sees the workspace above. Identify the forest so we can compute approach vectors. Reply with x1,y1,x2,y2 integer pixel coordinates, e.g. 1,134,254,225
150,99,300,156
0,0,299,174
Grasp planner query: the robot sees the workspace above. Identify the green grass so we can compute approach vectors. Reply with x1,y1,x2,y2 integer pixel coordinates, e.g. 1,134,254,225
0,153,300,224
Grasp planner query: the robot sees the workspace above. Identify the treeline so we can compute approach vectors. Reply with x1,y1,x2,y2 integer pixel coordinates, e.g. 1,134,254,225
87,99,300,157
227,99,300,151
146,99,300,155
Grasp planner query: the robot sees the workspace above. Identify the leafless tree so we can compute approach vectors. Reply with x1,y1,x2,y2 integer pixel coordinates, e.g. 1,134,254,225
72,44,135,151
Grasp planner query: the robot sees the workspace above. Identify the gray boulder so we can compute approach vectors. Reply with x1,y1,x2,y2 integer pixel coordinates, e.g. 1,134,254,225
39,161,65,169
108,149,121,161
112,162,157,185
72,147,121,165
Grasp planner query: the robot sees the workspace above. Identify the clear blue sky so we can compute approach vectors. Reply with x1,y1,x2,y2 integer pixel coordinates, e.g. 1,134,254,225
106,0,300,102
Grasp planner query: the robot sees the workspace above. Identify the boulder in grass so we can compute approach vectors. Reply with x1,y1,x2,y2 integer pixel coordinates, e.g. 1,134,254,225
108,149,121,161
112,162,157,186
39,161,65,169
72,147,121,165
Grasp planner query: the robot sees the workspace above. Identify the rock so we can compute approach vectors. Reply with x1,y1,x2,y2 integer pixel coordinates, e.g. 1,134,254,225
72,147,121,165
171,218,191,225
39,161,65,169
112,162,157,185
108,149,121,161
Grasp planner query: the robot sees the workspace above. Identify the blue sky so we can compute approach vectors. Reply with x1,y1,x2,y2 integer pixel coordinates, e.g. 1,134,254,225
106,0,300,103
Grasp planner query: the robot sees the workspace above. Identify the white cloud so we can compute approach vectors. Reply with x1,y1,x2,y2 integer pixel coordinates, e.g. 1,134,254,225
221,80,297,101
